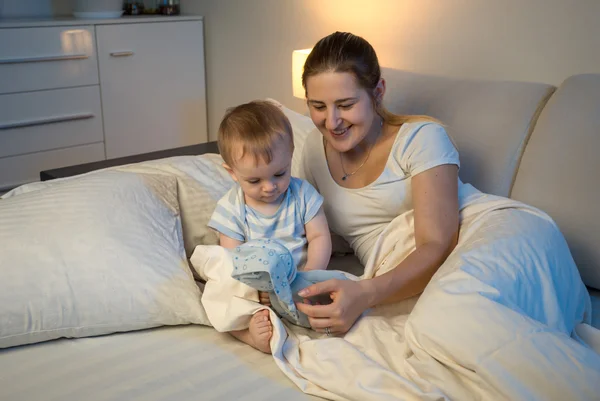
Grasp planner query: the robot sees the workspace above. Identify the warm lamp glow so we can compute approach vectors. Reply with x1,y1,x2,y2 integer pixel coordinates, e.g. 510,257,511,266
292,48,311,99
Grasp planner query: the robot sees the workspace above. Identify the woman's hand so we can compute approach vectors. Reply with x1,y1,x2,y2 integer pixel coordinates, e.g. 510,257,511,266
258,291,271,306
296,279,370,335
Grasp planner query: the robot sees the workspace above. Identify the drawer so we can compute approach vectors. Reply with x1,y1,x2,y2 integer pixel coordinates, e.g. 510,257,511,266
0,86,104,158
0,26,99,94
0,142,105,191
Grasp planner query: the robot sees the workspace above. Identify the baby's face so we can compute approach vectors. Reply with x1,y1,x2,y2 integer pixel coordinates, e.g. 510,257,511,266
230,137,293,207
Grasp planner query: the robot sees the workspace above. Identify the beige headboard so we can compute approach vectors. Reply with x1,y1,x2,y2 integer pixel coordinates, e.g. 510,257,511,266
512,74,600,290
381,68,555,197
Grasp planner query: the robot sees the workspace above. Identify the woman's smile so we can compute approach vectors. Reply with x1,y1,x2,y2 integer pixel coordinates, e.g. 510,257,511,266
329,125,351,138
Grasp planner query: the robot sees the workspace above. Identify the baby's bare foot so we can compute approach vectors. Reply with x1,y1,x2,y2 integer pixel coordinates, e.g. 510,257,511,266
249,310,272,354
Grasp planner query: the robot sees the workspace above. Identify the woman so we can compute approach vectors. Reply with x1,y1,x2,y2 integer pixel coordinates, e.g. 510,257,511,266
296,31,461,335
294,31,598,399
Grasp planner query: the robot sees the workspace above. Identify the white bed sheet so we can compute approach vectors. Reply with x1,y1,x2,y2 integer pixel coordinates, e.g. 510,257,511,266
0,325,321,401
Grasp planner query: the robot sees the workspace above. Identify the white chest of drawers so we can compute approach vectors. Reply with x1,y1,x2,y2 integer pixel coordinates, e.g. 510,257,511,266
0,15,207,191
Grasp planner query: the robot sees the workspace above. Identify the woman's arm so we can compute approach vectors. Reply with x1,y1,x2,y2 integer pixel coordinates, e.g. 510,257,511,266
362,164,459,306
302,207,332,271
296,164,459,334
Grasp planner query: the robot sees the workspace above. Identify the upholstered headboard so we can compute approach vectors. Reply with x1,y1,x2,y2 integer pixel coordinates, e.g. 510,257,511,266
381,68,555,197
512,74,600,290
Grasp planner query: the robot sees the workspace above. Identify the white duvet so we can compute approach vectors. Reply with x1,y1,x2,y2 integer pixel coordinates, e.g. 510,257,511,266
192,197,600,401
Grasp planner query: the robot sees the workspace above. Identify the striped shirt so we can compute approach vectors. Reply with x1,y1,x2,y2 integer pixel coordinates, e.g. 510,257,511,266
208,177,323,269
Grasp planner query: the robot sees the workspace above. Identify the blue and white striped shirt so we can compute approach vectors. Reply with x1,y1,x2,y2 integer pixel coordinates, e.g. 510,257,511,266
208,177,323,269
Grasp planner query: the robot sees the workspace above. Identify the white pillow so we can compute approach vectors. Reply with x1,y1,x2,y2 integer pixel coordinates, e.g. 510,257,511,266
2,154,235,258
0,170,209,349
113,154,234,257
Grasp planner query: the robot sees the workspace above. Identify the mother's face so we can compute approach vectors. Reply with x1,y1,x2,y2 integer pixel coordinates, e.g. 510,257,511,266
305,71,379,154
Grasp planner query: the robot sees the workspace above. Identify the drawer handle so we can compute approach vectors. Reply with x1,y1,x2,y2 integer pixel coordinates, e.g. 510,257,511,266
0,113,94,130
110,51,135,58
0,54,88,65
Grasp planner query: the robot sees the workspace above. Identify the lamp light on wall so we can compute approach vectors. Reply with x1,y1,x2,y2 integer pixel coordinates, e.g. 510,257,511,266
292,48,311,99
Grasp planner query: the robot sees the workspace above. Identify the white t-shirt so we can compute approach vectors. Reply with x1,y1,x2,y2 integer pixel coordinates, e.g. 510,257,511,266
300,122,486,264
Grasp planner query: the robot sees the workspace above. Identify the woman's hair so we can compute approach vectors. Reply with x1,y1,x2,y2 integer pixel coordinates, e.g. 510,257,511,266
218,100,294,167
302,31,439,126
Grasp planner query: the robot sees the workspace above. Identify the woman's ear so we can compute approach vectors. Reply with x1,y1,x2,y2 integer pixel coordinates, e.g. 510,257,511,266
373,78,386,104
222,163,238,182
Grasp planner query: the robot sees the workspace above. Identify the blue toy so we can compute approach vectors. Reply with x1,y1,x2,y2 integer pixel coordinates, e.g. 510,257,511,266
230,238,351,328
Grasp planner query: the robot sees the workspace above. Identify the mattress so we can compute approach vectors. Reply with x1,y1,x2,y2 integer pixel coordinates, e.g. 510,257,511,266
0,325,320,401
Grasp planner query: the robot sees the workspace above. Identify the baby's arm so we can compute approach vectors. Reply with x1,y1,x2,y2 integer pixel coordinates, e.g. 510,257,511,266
218,233,270,305
219,233,267,301
220,233,272,301
219,233,243,249
219,233,268,301
302,207,332,271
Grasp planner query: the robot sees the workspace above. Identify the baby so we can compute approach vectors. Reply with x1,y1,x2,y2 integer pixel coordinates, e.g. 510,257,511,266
208,100,332,353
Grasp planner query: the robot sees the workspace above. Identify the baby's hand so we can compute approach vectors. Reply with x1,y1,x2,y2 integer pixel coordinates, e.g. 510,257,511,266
258,291,271,306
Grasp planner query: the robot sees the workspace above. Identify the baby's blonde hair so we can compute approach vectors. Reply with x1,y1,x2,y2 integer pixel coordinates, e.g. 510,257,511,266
218,100,294,168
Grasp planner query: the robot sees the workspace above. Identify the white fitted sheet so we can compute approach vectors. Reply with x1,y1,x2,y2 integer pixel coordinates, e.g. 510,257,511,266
0,325,320,401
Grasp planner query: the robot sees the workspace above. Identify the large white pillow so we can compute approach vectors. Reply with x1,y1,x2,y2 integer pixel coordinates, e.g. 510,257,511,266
2,154,235,258
113,154,234,257
0,170,209,349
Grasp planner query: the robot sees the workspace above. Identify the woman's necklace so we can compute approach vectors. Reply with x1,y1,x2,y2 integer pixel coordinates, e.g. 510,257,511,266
339,119,383,181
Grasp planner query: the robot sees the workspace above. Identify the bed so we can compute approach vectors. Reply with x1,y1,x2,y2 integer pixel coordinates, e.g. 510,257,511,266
2,73,600,400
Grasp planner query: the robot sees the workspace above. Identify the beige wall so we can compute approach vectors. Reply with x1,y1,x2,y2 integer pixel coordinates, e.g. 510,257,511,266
188,0,600,140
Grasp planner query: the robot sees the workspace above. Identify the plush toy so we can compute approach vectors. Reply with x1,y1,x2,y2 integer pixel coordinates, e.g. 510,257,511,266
230,238,351,328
